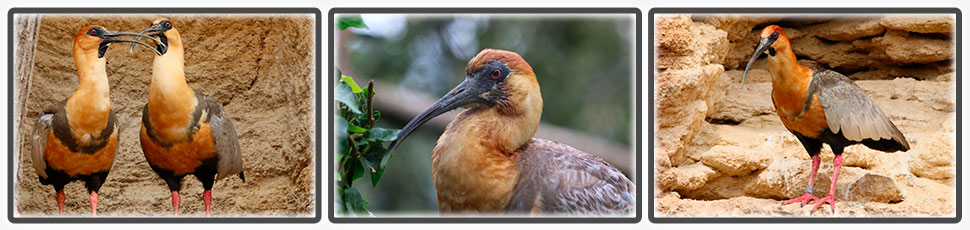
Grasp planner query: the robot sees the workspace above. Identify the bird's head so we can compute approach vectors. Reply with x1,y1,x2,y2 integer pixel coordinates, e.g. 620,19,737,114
387,48,542,154
134,17,181,55
73,25,162,60
741,25,791,87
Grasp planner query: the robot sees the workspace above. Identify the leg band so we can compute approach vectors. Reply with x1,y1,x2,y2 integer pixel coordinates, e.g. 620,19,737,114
805,184,814,194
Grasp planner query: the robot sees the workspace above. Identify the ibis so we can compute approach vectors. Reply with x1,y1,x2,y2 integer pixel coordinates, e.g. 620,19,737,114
742,25,910,213
387,49,635,215
32,25,161,216
132,18,246,216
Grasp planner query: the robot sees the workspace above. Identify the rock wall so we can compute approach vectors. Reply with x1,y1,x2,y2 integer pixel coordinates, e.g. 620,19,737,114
14,15,315,216
655,15,955,216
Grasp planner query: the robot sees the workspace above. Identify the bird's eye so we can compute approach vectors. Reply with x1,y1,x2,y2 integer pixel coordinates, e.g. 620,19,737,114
770,31,779,39
490,69,502,79
89,28,98,36
164,21,172,29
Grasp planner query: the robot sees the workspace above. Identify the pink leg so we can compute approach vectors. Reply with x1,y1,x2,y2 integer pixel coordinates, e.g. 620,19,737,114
203,190,212,217
56,190,66,216
89,191,98,217
171,191,181,216
784,155,821,206
812,154,841,214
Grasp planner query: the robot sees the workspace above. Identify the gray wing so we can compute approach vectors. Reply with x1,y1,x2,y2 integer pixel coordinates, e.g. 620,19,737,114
32,102,63,179
32,114,54,179
504,138,635,216
199,95,245,181
809,69,909,148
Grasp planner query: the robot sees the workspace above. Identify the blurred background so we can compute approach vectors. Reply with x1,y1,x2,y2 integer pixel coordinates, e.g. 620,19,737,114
335,14,635,215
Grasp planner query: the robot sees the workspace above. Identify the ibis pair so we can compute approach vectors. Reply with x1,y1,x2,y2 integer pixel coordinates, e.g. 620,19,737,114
32,18,245,217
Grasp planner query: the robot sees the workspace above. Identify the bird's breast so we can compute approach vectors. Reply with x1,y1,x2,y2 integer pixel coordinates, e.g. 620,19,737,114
431,125,519,213
773,89,828,138
147,87,198,143
43,129,117,176
140,122,217,176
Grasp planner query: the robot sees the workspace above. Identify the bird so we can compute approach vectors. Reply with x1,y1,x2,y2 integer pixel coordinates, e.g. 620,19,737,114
133,18,245,216
386,49,635,215
32,25,162,216
741,25,910,213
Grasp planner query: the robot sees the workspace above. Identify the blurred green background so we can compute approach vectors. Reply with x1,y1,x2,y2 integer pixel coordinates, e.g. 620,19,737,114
335,14,634,215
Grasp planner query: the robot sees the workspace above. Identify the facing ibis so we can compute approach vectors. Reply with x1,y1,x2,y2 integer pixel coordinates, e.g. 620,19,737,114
133,18,246,216
386,49,635,215
32,25,161,216
742,25,910,213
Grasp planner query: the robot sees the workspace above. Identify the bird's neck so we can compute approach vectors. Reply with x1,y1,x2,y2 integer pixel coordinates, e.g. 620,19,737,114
767,43,814,121
69,56,110,113
148,41,198,139
66,55,111,138
150,41,192,100
767,44,812,94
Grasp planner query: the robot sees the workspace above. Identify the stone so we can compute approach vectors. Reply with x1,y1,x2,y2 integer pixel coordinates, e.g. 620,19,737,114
845,173,905,203
745,158,811,199
656,15,694,56
699,145,771,176
667,162,719,192
873,30,953,64
881,15,955,34
804,17,885,41
657,21,730,70
908,133,955,180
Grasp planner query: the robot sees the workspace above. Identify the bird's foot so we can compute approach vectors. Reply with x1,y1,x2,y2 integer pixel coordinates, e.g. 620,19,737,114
203,190,212,217
171,191,181,216
56,190,66,216
810,194,836,214
90,191,98,217
783,192,819,207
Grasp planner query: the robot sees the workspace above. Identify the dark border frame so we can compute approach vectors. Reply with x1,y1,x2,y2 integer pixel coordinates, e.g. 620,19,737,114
6,8,322,224
328,8,642,224
647,7,962,224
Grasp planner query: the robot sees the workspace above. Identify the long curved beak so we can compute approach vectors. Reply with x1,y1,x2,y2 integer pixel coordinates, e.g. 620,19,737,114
102,30,164,56
741,36,778,88
130,23,169,55
384,77,491,158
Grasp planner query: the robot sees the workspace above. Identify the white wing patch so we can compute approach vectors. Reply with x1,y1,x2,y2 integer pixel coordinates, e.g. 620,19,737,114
32,114,54,179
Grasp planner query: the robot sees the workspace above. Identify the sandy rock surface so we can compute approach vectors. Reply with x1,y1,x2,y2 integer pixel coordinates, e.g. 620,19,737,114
14,15,315,217
654,15,955,217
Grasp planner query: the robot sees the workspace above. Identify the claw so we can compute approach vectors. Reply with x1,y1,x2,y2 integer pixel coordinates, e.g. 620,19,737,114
810,194,836,214
784,192,819,207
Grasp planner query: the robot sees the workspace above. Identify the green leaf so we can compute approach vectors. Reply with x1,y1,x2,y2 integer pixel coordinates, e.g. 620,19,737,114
342,187,367,215
335,117,349,163
351,159,365,182
365,128,401,142
347,123,368,133
341,75,363,93
337,15,369,30
360,144,388,187
334,188,345,213
335,82,362,114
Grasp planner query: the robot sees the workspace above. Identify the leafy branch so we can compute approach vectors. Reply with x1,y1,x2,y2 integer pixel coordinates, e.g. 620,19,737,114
335,14,398,216
335,70,400,216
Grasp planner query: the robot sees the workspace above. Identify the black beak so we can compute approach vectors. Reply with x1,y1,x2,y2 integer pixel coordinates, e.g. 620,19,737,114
99,30,164,58
130,23,169,55
741,35,778,88
384,76,494,159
